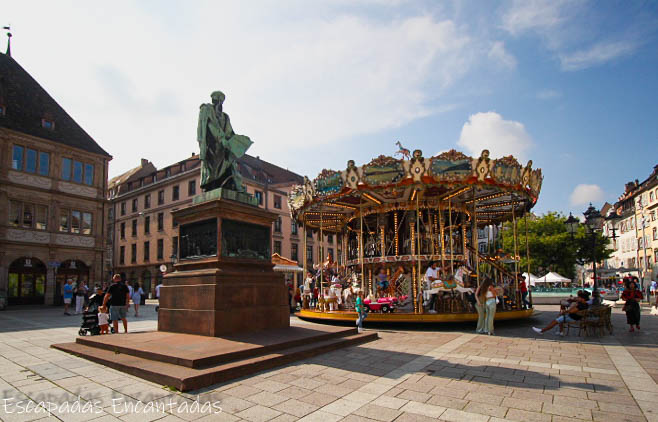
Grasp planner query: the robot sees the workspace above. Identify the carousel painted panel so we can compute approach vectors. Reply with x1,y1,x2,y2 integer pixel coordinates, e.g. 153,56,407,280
314,169,343,196
361,156,404,186
430,150,472,181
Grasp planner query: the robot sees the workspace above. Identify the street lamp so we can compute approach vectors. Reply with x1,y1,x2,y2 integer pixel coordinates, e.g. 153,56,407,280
583,204,603,304
565,213,579,239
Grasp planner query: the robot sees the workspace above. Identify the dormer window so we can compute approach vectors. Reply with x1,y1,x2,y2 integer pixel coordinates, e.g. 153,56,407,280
41,119,55,130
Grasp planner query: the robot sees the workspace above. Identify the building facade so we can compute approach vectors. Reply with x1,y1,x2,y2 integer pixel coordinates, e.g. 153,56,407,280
0,52,112,306
109,154,332,296
605,165,658,286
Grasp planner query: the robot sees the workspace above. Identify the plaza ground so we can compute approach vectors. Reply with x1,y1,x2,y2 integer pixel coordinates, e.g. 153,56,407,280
1,304,658,422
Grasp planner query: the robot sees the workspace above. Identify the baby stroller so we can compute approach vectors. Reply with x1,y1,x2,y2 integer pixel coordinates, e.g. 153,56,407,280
79,302,101,336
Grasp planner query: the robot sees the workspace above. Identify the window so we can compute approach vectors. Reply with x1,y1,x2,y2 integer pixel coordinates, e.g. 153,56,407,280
255,190,263,205
8,201,48,230
172,185,180,201
327,234,333,244
172,236,179,258
121,202,126,216
144,216,150,234
41,119,55,129
119,246,125,265
307,229,313,240
273,240,282,255
71,211,81,233
274,217,282,233
132,198,138,213
73,160,83,183
291,220,298,235
144,194,151,209
652,211,656,222
131,244,137,263
157,213,164,231
158,190,165,205
61,158,93,184
84,163,94,185
58,209,91,234
12,145,24,170
132,219,137,237
144,241,150,262
651,191,655,202
25,148,37,173
654,227,657,241
38,152,49,176
61,158,71,180
60,209,69,232
274,195,281,209
188,180,196,196
291,243,298,262
82,212,92,235
306,245,313,264
328,248,334,259
120,222,126,239
157,239,164,260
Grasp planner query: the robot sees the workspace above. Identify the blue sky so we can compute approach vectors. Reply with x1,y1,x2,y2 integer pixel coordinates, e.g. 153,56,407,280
4,1,658,216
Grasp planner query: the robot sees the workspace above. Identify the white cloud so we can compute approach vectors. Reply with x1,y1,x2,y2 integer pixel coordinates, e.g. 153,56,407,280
488,41,517,69
559,40,637,71
570,184,605,206
501,0,573,38
457,112,533,160
7,1,500,178
536,89,562,100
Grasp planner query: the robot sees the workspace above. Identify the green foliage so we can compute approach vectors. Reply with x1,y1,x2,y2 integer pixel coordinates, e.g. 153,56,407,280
499,211,613,280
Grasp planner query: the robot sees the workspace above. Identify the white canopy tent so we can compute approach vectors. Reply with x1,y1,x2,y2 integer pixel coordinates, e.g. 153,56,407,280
522,272,540,287
536,272,571,285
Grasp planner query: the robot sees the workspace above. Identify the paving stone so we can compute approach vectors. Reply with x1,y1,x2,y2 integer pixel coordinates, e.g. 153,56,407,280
542,402,593,420
398,400,446,419
439,408,490,422
321,399,364,417
426,394,468,410
463,401,507,418
393,412,437,422
246,391,288,406
396,390,431,403
352,403,401,422
505,408,552,422
235,404,282,422
297,392,338,407
500,396,542,412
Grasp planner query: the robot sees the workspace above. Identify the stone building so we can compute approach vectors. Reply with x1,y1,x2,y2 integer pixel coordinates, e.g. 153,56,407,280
109,154,332,296
0,52,112,306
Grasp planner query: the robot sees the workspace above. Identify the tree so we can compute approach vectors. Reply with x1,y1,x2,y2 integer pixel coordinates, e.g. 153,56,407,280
499,212,612,280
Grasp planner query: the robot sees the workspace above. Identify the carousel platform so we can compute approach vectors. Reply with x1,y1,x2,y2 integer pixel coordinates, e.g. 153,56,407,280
296,308,535,323
52,325,376,391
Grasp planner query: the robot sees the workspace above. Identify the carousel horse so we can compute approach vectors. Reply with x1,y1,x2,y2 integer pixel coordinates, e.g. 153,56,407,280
395,141,411,160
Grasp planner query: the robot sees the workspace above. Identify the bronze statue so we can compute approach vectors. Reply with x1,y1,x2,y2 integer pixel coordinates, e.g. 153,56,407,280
197,91,253,192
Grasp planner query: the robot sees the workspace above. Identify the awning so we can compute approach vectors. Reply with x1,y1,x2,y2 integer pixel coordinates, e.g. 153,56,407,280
273,264,304,273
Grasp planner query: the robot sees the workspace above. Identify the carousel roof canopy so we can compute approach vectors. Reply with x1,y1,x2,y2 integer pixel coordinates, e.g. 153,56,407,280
288,148,543,230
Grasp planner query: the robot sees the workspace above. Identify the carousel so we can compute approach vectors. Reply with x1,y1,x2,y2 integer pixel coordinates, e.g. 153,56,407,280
289,146,543,323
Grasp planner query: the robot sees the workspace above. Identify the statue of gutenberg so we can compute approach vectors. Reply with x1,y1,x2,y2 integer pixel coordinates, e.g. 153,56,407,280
197,91,253,192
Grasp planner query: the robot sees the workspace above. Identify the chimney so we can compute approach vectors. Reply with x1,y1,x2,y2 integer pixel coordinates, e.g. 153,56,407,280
191,152,195,157
141,158,148,167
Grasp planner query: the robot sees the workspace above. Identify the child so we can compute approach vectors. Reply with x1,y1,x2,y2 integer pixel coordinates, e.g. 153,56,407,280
98,306,110,334
355,291,367,333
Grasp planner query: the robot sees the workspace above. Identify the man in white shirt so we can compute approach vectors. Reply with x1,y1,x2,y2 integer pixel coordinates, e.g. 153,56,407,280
424,262,440,310
155,283,163,312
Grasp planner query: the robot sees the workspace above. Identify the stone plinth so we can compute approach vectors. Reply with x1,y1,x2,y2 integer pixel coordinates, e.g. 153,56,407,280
158,195,289,336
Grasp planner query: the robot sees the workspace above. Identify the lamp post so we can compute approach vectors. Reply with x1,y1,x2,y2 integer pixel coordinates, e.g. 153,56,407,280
565,205,604,305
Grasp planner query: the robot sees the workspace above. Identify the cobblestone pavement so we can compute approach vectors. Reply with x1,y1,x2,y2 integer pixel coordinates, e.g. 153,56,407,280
1,304,658,422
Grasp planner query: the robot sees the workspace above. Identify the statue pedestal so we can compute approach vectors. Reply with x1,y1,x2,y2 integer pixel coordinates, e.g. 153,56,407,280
158,194,289,336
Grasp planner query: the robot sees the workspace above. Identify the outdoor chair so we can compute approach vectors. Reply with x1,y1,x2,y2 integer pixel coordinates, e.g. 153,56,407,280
584,306,611,336
565,309,589,336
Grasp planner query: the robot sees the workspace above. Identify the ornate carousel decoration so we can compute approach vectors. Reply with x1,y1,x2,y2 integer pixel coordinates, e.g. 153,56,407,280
289,145,543,323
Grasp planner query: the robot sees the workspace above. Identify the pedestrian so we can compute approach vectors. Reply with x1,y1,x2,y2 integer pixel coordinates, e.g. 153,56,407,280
103,274,130,333
533,290,590,336
622,280,643,332
519,276,530,309
98,306,110,335
155,281,163,312
131,282,144,317
63,279,73,315
74,281,88,314
475,278,498,335
355,290,367,333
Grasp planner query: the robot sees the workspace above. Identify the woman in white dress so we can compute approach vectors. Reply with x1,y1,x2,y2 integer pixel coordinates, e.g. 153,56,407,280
131,282,144,317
